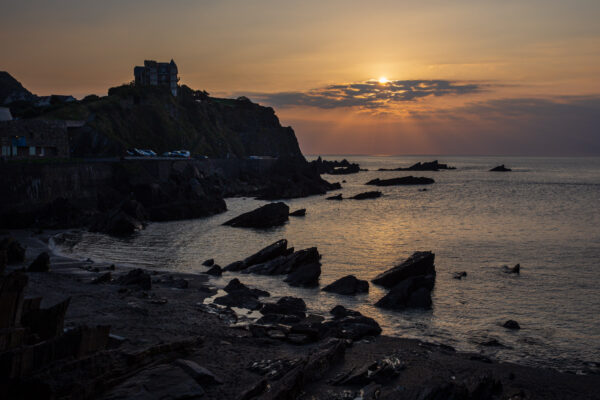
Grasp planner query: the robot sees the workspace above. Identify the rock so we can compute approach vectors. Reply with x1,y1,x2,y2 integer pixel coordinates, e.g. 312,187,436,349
372,251,435,288
322,308,382,341
223,202,289,228
330,305,362,319
0,237,26,264
289,208,306,217
503,320,521,330
91,272,112,284
322,275,369,295
337,357,404,386
261,296,307,319
326,193,343,200
375,275,435,310
244,246,320,276
175,359,223,385
224,278,270,298
481,338,503,347
117,268,152,290
351,191,382,200
284,262,321,287
366,176,435,186
223,239,289,271
205,264,222,276
490,164,512,171
159,276,189,289
90,201,145,236
202,258,214,266
215,279,269,310
453,271,467,279
503,264,520,274
378,160,456,171
27,252,50,272
310,157,361,175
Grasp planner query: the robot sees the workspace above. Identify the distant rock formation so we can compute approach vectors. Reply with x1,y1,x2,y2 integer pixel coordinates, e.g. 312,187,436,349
366,176,435,186
490,164,512,172
310,157,361,175
378,160,455,171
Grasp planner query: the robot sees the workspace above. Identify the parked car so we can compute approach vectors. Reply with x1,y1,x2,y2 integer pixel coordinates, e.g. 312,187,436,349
172,150,191,158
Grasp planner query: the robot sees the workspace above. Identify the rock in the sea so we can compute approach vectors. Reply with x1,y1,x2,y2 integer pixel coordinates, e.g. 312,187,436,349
224,278,270,297
322,307,382,340
351,191,382,200
261,296,307,319
366,176,435,186
90,200,146,236
310,157,360,175
284,262,321,287
289,208,306,217
378,160,455,172
375,274,435,310
322,275,369,295
215,278,270,310
0,237,26,264
490,164,512,172
202,258,214,267
205,264,222,276
372,251,435,288
503,320,521,330
326,193,343,200
330,305,362,319
453,271,467,280
503,264,520,274
92,272,112,284
117,268,152,290
223,202,290,228
27,252,50,272
223,239,289,271
244,246,320,276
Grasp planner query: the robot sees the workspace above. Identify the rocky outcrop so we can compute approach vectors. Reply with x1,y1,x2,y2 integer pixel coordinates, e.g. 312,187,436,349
117,268,152,290
503,320,521,330
322,306,382,341
289,208,306,217
310,157,360,175
322,275,369,295
378,160,455,171
326,194,343,200
352,191,382,200
366,176,435,186
503,264,520,274
223,239,290,272
205,265,222,276
490,164,512,172
223,202,289,228
214,278,269,310
284,262,321,287
372,251,435,288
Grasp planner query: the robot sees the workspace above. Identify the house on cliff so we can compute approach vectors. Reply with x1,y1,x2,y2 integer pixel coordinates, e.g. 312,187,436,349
0,120,70,158
134,59,179,97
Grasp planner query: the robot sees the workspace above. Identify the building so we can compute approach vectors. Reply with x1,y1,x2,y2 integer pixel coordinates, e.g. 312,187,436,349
134,59,179,96
0,107,12,122
0,120,70,159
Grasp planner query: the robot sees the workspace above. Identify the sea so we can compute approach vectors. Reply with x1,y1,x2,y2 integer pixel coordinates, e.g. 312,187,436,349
52,156,600,374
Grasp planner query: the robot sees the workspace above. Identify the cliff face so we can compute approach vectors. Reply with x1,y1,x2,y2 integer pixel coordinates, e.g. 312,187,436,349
0,71,36,105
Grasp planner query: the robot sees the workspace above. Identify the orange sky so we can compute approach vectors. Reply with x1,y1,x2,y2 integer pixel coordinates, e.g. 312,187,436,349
1,0,599,155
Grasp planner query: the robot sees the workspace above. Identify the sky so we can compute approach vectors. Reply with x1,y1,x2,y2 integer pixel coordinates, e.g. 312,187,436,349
1,0,599,155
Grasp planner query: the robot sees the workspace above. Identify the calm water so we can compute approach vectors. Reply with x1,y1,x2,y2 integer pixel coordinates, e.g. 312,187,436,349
54,156,600,373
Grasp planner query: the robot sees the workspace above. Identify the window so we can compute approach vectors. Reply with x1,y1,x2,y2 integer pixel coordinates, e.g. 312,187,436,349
29,146,35,156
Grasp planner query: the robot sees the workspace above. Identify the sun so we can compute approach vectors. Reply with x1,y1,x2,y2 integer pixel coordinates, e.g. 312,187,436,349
378,76,389,84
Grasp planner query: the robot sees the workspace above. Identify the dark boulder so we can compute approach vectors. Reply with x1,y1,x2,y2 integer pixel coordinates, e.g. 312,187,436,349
289,208,306,217
117,268,152,290
0,237,26,264
214,279,268,310
330,305,363,319
284,262,321,287
322,308,382,340
205,265,222,276
326,194,343,200
91,272,112,284
375,274,435,310
490,164,512,172
202,258,214,267
372,251,435,288
27,252,50,272
310,157,360,175
224,278,270,298
366,176,435,186
503,264,520,274
223,202,289,229
351,191,382,200
244,247,320,276
453,271,467,280
503,320,521,330
379,160,455,171
261,296,307,319
322,275,369,295
223,239,289,271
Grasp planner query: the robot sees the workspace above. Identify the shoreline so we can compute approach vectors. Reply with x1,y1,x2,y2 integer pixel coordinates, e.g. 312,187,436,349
2,229,599,399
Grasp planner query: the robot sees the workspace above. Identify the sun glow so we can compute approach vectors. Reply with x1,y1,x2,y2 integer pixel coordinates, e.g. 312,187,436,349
378,76,389,84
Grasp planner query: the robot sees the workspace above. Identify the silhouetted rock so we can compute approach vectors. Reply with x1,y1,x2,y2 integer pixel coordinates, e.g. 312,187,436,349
223,202,289,228
202,258,214,267
372,251,435,288
289,208,306,217
224,278,270,298
330,305,362,319
215,279,269,310
375,274,435,310
481,338,503,347
326,194,343,200
378,160,455,171
0,237,26,264
503,320,521,330
284,262,321,287
366,176,435,186
261,296,307,319
322,275,369,295
205,264,222,276
244,247,320,276
310,157,361,175
175,359,224,385
503,264,520,274
91,272,112,284
490,164,512,172
322,308,381,340
117,268,152,290
453,271,467,280
223,239,290,271
352,191,382,200
27,252,50,272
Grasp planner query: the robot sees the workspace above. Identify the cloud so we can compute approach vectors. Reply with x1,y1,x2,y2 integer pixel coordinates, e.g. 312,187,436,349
245,79,484,110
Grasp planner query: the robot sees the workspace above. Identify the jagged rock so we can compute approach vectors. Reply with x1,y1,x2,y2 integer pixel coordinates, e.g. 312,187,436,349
490,164,512,171
223,239,289,271
261,296,307,319
322,308,382,341
27,252,50,272
214,279,269,310
372,251,435,288
175,359,223,385
366,176,435,186
310,157,361,175
322,275,369,295
91,272,112,284
330,305,362,319
375,274,435,310
503,320,521,330
284,262,321,287
378,160,456,171
224,278,270,297
453,271,467,280
326,194,343,200
202,258,214,266
205,264,222,276
244,247,320,276
0,237,26,264
117,268,152,290
351,191,382,200
337,356,405,386
503,264,520,274
289,208,306,217
223,202,289,228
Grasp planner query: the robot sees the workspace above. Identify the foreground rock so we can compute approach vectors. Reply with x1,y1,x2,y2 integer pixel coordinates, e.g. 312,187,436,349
372,251,435,288
378,160,456,171
490,164,512,171
213,278,270,310
366,176,435,186
117,268,152,290
322,275,369,295
223,202,289,228
352,191,382,200
322,306,382,340
284,262,321,287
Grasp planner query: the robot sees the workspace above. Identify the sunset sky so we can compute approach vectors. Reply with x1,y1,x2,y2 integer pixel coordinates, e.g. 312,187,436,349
1,0,599,155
